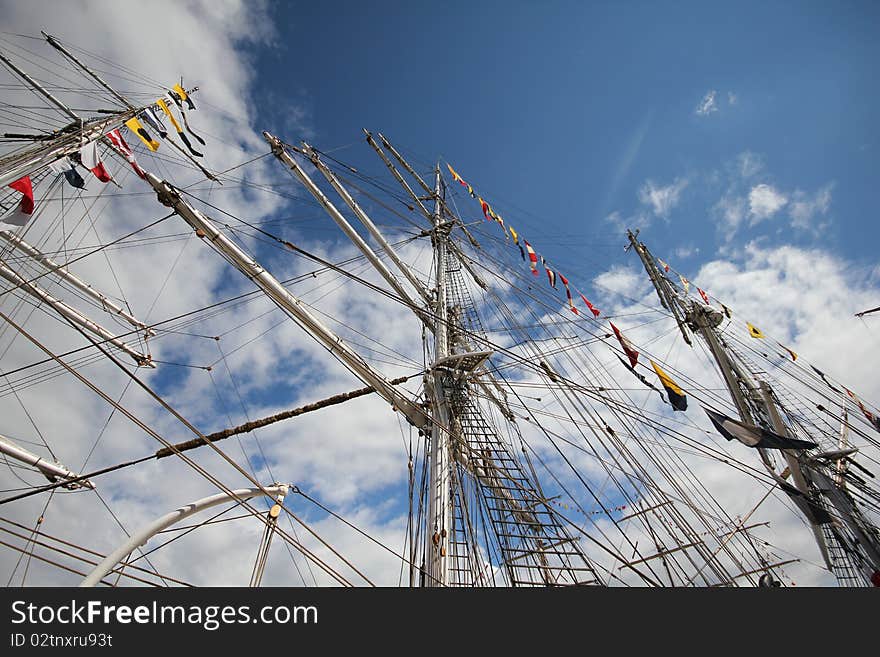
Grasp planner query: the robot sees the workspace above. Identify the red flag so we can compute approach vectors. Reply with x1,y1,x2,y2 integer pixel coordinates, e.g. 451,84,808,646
524,241,539,276
479,198,492,221
559,274,577,314
79,141,112,183
106,129,146,180
658,258,670,272
580,294,600,317
610,322,639,368
541,257,557,288
2,176,35,227
698,287,710,304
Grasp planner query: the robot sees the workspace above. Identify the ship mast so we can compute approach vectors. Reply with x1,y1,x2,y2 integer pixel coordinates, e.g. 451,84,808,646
626,229,880,586
259,132,606,586
369,144,604,587
625,230,828,553
424,165,454,586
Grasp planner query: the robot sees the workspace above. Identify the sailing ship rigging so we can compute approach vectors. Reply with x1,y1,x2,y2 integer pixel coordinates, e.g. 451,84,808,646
0,31,878,588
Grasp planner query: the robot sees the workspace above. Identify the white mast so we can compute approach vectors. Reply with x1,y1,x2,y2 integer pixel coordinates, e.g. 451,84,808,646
42,32,134,111
0,230,154,336
363,130,433,221
425,165,453,586
300,140,433,304
0,260,152,366
264,134,463,585
0,48,89,187
0,433,94,489
262,133,431,323
0,49,79,122
758,381,832,569
835,406,849,489
0,113,133,189
144,173,429,429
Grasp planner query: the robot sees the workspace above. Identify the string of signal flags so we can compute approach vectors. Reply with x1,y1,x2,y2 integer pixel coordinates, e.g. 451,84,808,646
443,161,880,434
2,81,206,231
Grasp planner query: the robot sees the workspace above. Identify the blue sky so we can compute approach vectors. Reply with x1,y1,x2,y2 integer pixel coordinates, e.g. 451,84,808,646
252,0,879,280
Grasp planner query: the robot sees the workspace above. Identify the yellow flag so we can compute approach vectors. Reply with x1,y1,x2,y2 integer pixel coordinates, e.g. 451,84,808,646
125,117,159,151
156,98,183,133
171,83,196,110
172,83,189,102
509,226,519,245
650,360,687,411
446,163,461,182
747,322,765,339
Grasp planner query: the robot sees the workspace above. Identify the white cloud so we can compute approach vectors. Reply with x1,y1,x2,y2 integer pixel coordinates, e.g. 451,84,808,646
712,193,747,240
674,244,700,259
789,184,833,231
748,183,788,222
593,264,649,300
604,211,624,232
737,151,764,178
638,178,689,218
604,209,653,235
710,152,833,243
728,91,738,105
709,151,761,242
695,90,718,116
